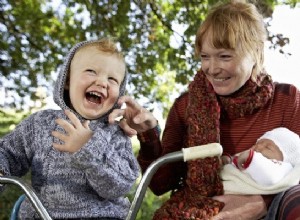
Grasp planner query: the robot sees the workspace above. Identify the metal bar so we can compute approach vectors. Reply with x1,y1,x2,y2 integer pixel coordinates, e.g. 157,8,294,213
0,176,52,220
126,151,184,220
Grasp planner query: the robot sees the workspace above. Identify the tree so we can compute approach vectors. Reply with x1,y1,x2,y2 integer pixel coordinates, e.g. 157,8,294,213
0,0,295,115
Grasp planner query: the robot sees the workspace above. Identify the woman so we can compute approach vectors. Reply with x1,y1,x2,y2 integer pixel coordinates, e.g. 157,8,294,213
109,1,300,219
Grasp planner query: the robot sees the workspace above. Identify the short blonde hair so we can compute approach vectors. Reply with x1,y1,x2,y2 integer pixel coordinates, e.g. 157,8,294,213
77,37,124,61
195,0,267,78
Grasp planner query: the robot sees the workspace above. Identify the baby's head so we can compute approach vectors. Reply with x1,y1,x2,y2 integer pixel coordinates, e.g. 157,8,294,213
257,127,300,165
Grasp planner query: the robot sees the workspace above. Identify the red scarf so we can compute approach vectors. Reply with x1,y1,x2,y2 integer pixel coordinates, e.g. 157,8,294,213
153,70,273,219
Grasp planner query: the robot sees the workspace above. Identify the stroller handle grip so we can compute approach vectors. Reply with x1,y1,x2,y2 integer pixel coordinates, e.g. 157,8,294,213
182,143,223,161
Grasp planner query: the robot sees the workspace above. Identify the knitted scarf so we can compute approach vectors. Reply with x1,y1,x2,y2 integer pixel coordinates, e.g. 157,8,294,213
153,70,274,220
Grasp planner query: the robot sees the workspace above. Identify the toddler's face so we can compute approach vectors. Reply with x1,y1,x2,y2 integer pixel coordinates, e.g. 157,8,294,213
67,47,125,120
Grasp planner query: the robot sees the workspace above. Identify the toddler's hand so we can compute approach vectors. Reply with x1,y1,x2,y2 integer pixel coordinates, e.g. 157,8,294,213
52,110,93,153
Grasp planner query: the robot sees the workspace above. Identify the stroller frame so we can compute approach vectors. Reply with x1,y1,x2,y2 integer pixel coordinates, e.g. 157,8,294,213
0,143,222,220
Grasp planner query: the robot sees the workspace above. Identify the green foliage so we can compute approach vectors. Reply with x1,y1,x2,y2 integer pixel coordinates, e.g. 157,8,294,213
0,109,28,137
0,0,294,114
0,173,31,219
0,185,23,219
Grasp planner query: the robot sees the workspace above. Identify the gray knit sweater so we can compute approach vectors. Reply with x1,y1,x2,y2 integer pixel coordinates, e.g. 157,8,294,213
0,40,140,219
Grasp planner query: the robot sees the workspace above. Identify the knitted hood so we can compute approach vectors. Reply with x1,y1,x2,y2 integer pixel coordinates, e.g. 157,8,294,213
53,40,127,123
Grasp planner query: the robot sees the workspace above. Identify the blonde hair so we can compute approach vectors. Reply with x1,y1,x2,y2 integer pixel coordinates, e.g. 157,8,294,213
195,0,267,79
78,37,125,61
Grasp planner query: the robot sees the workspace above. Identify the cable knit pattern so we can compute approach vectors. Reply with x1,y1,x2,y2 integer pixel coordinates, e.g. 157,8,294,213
0,40,139,219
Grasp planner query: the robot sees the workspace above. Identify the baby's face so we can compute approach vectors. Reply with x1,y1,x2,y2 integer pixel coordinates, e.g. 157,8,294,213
252,139,283,161
67,47,125,120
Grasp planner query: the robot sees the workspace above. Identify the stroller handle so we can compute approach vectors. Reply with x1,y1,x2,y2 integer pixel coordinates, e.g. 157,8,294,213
0,143,222,220
126,143,222,220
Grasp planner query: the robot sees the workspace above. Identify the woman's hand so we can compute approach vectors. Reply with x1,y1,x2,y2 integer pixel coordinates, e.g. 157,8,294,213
108,96,158,137
52,110,93,153
212,194,267,220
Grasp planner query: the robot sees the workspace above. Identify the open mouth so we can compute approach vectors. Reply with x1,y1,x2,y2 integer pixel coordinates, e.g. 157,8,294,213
86,91,102,104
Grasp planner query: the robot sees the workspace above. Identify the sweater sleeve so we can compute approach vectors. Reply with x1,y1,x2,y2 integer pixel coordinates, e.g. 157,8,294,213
0,115,35,176
70,125,140,199
137,93,189,195
0,115,36,192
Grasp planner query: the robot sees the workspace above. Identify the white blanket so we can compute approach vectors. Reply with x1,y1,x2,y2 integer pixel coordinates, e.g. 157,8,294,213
221,164,300,195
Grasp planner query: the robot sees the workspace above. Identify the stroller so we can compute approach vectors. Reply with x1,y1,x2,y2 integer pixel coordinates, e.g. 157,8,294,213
0,143,222,220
